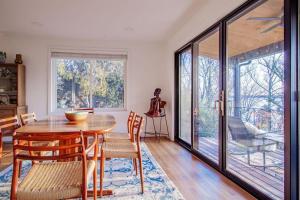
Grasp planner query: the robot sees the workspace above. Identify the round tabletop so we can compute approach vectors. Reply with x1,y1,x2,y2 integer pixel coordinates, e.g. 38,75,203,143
16,114,116,134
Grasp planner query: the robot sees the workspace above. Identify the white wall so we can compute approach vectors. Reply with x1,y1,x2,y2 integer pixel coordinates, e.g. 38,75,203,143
0,34,169,133
164,0,246,140
0,0,247,139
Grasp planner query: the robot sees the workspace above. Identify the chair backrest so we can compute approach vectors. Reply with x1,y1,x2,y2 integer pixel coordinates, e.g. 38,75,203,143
11,131,97,199
75,108,94,114
20,112,37,126
0,116,20,136
127,111,136,133
227,116,255,140
13,132,87,161
131,114,144,145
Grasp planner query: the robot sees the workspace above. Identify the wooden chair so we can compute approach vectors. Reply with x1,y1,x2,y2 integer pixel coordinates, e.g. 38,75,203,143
20,112,59,156
20,112,37,126
11,131,98,200
104,111,138,173
104,111,136,142
75,108,94,114
100,114,144,196
0,116,20,158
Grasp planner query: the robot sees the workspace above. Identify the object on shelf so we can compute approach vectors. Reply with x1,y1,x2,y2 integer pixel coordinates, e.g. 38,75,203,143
0,67,12,78
15,54,23,64
0,64,27,118
0,52,6,64
0,94,9,105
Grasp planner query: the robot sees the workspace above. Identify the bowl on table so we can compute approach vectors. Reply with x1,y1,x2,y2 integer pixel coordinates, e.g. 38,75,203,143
65,111,89,122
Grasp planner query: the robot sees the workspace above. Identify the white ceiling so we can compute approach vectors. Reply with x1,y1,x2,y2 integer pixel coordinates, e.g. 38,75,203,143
0,0,205,42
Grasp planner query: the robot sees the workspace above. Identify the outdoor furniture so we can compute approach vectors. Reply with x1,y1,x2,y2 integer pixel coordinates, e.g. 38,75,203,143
100,114,144,196
10,131,98,200
227,116,279,170
15,114,116,197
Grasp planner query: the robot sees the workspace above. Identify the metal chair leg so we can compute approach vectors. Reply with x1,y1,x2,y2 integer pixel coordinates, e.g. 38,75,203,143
159,117,162,141
263,151,266,171
165,115,170,138
152,117,157,138
247,150,251,165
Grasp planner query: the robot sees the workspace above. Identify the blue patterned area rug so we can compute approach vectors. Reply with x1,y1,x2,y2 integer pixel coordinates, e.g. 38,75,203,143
0,143,184,200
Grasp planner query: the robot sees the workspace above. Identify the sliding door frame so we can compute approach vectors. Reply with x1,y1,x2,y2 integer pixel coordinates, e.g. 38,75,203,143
284,0,298,199
191,24,223,170
174,0,298,199
175,44,193,149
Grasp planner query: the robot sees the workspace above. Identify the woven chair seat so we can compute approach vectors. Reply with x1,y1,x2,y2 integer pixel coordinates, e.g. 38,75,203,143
16,160,95,200
102,142,138,158
104,132,130,143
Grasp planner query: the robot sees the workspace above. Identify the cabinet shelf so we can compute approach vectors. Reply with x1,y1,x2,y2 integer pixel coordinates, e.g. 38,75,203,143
0,63,27,119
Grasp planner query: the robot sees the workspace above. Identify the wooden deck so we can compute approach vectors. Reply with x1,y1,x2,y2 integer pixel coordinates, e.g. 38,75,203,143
196,137,284,200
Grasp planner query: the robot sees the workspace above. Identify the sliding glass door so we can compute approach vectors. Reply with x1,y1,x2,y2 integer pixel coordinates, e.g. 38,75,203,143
175,0,296,199
226,1,284,199
178,47,192,145
193,28,220,164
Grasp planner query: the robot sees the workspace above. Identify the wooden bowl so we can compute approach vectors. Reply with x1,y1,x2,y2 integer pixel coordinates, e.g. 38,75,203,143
65,111,89,122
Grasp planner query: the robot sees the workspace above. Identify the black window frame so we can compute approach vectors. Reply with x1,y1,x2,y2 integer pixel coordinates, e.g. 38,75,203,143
174,0,299,199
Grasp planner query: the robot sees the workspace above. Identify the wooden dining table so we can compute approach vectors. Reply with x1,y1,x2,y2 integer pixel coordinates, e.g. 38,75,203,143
16,114,117,197
16,114,116,134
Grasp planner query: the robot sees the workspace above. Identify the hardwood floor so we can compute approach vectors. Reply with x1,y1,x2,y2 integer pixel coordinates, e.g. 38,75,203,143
144,138,256,200
0,138,255,200
0,142,13,171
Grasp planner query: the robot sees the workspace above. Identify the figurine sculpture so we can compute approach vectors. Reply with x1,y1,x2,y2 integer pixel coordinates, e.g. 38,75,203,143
144,88,169,140
145,88,166,117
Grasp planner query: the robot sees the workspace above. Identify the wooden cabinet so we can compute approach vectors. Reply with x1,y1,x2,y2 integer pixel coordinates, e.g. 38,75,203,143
0,64,27,119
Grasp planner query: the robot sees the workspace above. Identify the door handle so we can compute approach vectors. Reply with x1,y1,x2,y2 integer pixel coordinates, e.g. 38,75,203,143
220,90,225,116
214,91,225,116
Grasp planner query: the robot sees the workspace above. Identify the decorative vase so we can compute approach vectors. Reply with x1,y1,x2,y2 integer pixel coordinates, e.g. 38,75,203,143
15,54,23,64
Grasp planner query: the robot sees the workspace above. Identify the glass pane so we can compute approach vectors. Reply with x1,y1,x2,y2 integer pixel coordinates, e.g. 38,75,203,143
226,0,284,199
92,59,125,109
193,29,219,163
52,57,125,109
55,58,90,109
179,49,192,144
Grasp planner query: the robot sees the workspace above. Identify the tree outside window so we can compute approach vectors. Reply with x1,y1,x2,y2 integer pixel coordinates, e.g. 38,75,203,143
51,53,126,110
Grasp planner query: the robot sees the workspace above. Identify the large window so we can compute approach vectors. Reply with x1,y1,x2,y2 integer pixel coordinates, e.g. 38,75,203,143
51,52,127,111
